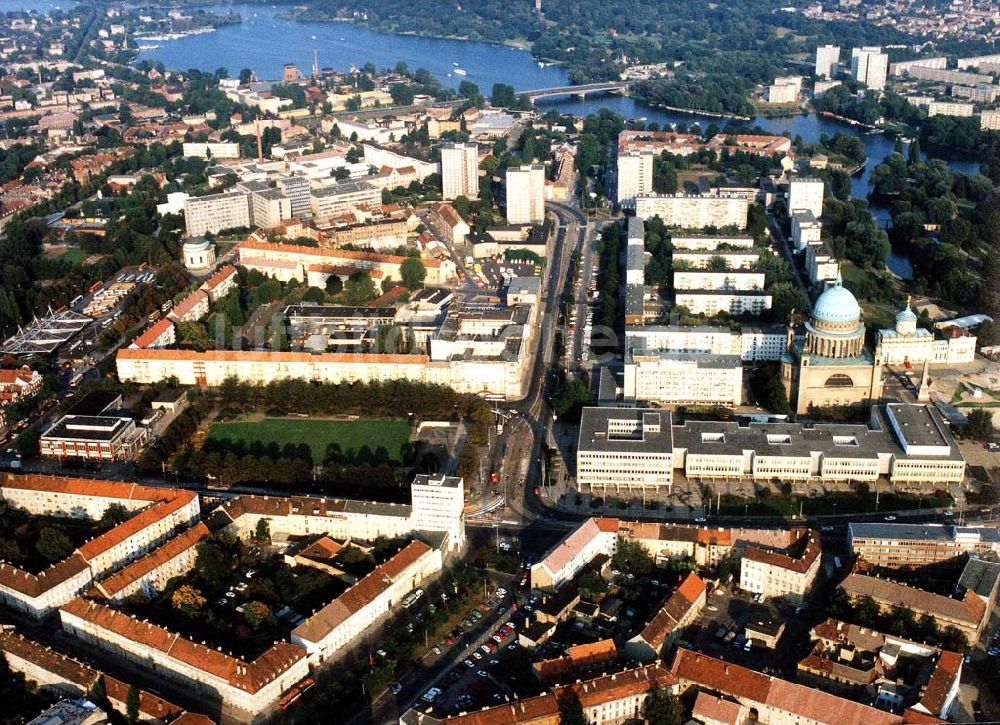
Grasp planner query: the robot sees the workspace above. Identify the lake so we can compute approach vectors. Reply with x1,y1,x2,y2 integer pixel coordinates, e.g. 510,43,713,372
11,0,984,278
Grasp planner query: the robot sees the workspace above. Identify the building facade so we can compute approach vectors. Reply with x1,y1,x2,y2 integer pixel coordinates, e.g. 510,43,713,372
440,142,478,200
505,164,546,224
635,194,748,229
623,351,743,406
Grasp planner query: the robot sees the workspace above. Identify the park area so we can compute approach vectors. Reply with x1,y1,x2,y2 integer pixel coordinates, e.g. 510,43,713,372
204,416,412,466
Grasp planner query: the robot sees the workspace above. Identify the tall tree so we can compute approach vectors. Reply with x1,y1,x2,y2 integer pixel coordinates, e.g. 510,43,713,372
126,684,140,724
558,692,588,725
646,688,683,725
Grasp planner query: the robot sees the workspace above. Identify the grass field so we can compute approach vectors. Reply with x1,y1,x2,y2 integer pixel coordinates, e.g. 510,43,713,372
60,248,88,266
205,417,412,465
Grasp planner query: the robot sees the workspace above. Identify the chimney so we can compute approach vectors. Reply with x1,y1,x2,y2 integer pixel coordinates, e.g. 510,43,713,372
255,120,263,163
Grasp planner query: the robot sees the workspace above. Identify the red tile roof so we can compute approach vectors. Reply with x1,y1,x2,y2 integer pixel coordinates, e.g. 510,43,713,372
131,318,174,349
93,523,209,599
78,490,196,563
201,264,238,292
742,529,820,574
671,649,905,725
293,540,431,643
59,598,306,693
439,663,675,725
917,650,963,717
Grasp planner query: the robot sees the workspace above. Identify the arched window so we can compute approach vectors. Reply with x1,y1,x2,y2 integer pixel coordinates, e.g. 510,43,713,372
825,373,854,387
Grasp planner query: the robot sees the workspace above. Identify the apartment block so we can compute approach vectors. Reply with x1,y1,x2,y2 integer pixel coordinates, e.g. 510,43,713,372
634,194,748,229
739,529,821,603
181,142,240,159
505,164,546,224
616,151,655,206
815,44,840,79
249,188,292,229
623,351,743,406
275,175,311,219
851,46,888,90
791,209,822,250
673,289,772,316
927,101,975,118
183,192,251,237
982,109,1000,131
787,177,824,219
440,142,478,200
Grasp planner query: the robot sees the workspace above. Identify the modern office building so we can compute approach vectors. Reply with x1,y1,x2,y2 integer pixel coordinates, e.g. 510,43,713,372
183,192,251,237
851,46,889,90
815,44,841,79
576,408,674,495
440,142,479,200
616,151,655,206
577,402,965,490
409,474,466,550
505,164,546,224
849,522,1000,569
309,181,381,218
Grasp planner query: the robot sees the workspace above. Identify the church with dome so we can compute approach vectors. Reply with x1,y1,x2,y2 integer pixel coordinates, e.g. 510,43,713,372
781,276,884,415
875,297,976,368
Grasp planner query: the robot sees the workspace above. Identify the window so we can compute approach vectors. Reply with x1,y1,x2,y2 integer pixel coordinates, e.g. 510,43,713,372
825,373,854,387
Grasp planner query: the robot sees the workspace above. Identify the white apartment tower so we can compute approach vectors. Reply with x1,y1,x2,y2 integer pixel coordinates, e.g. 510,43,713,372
410,474,466,550
815,45,841,79
851,47,888,90
440,142,479,200
505,164,546,224
617,151,654,207
787,177,825,219
183,192,251,237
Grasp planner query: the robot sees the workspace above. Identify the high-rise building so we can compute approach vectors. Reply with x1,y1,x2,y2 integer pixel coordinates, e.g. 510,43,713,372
787,177,825,219
183,192,251,237
616,151,654,206
440,142,479,200
851,46,888,90
410,474,465,549
505,164,546,224
276,175,311,220
815,45,840,79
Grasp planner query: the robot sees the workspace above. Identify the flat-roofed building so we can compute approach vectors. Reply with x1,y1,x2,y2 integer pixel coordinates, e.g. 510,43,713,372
624,351,742,406
505,164,545,224
815,44,841,78
635,193,748,229
576,408,673,495
183,191,251,237
673,289,771,316
440,142,478,200
617,151,654,206
791,209,822,250
788,177,824,219
40,415,145,461
310,181,380,218
849,523,1000,569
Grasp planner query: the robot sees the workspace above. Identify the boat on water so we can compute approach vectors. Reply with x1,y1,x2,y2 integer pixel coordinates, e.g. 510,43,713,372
454,68,467,76
452,61,459,66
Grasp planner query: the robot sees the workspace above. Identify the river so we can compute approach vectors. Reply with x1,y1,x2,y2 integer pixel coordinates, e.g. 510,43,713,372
9,0,984,278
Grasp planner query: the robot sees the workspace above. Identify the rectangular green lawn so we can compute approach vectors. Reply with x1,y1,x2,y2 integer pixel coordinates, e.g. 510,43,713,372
205,418,411,465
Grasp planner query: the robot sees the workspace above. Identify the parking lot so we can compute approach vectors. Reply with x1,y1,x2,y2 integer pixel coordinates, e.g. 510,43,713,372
689,584,811,678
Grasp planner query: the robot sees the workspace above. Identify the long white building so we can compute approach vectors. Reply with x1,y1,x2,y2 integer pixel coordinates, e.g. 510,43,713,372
576,403,965,493
183,192,251,237
635,194,748,229
624,351,743,406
